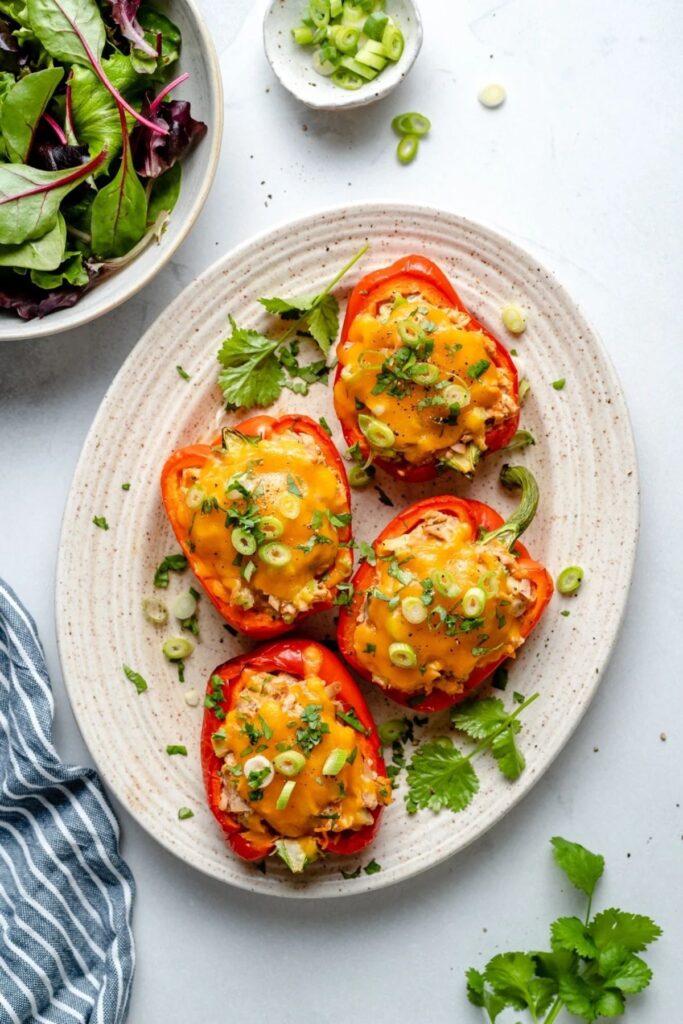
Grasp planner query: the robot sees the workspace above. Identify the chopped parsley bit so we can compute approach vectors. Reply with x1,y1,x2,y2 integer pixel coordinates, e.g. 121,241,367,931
318,416,332,435
259,715,273,740
420,579,435,606
388,558,414,586
333,582,355,606
154,552,188,589
491,665,508,690
297,533,333,554
375,485,394,507
177,807,194,820
341,865,361,880
287,474,303,498
166,744,188,756
92,515,109,530
336,708,369,735
512,691,525,705
122,664,147,694
467,359,491,380
204,674,226,720
296,703,330,754
560,610,571,617
176,365,191,381
552,378,566,390
177,660,185,683
346,442,364,464
509,348,518,356
223,623,238,636
364,859,382,875
359,541,377,566
327,510,352,528
121,482,131,491
363,643,377,654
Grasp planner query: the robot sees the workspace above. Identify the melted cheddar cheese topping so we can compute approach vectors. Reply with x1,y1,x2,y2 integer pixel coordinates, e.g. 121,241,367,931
174,430,352,623
353,511,536,696
215,659,391,843
334,299,517,470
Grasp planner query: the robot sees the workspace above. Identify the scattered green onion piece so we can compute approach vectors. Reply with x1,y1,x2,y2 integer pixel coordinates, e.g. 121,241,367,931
388,642,417,668
462,586,486,618
401,595,428,624
408,362,439,385
397,320,422,346
292,25,315,45
173,591,197,621
273,750,306,776
331,67,364,90
392,112,431,137
557,565,584,595
501,302,526,334
442,381,470,407
322,747,349,775
339,55,378,80
141,596,168,626
381,22,404,61
280,494,302,520
259,542,292,568
552,378,566,391
259,515,285,540
178,807,194,820
313,50,337,75
430,568,461,599
332,24,360,52
355,45,387,71
478,83,506,108
309,0,331,29
185,485,204,510
244,754,274,788
275,838,311,873
364,10,388,39
358,413,395,449
397,134,419,165
276,780,296,810
330,0,342,16
232,527,257,556
378,719,407,745
162,636,194,661
211,730,230,758
348,464,373,488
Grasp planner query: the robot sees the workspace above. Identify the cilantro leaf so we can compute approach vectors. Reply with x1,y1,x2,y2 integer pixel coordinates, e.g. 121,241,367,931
405,739,479,814
550,916,598,958
451,697,510,739
598,946,652,995
533,948,577,982
484,953,556,1017
217,318,283,409
307,292,339,355
491,725,526,780
551,836,605,898
466,968,508,1022
259,295,312,317
559,974,624,1021
589,908,662,953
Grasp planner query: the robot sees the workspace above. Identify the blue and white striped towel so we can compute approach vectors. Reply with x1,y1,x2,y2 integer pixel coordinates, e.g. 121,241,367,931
0,581,135,1024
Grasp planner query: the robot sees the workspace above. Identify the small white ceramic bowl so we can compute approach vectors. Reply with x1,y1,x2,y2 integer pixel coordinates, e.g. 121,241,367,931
264,0,423,111
0,0,223,342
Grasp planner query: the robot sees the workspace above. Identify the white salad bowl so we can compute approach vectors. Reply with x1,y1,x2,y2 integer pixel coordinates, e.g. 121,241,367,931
263,0,423,111
0,0,223,342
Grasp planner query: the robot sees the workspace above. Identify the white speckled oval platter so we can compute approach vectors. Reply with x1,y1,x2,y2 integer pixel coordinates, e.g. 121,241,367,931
57,204,638,898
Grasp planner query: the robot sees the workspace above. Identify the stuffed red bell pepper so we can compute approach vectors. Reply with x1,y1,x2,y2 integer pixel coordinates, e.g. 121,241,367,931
333,254,520,481
337,465,553,713
201,640,391,872
160,415,353,638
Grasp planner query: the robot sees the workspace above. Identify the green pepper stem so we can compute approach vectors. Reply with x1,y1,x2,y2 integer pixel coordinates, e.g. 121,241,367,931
481,464,540,550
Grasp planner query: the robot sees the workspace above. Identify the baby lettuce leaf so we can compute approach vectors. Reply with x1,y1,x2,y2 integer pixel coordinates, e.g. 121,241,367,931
90,132,146,258
146,160,180,223
0,210,65,268
31,248,88,288
105,0,156,58
0,148,105,244
26,0,105,68
69,53,142,166
133,98,205,178
0,267,84,317
1,66,63,162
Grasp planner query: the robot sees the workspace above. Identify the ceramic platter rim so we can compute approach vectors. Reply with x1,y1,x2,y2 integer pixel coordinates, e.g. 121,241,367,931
56,202,639,898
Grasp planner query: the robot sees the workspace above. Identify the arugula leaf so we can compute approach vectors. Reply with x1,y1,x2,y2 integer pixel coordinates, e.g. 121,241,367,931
589,908,662,953
405,739,479,814
551,836,605,899
217,318,283,409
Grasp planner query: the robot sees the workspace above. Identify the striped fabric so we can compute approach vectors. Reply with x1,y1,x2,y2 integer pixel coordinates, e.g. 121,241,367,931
0,580,135,1024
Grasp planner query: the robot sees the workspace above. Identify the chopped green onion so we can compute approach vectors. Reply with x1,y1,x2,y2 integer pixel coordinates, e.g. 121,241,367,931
244,754,274,789
292,25,315,45
358,413,395,449
178,807,194,820
392,112,431,137
309,0,331,29
259,515,285,539
232,527,257,555
501,302,527,334
211,729,230,757
276,779,296,810
349,464,373,488
519,378,531,404
162,636,194,661
273,750,306,776
141,596,168,626
378,719,408,745
401,595,428,624
388,642,417,668
467,359,490,379
274,838,311,873
397,134,419,165
364,10,388,39
557,565,584,595
382,22,404,61
355,45,387,71
173,591,197,621
185,485,205,510
431,568,461,599
552,378,566,390
397,319,422,346
408,362,439,385
462,586,486,618
280,494,302,520
478,83,506,108
442,380,470,407
259,542,292,568
322,747,349,775
330,0,342,15
331,67,364,90
339,55,378,80
332,24,360,52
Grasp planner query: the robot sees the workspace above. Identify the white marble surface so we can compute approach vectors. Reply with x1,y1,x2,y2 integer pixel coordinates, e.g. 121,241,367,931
1,0,681,1019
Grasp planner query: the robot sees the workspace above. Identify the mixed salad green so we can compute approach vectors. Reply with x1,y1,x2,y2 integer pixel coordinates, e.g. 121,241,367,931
0,0,206,319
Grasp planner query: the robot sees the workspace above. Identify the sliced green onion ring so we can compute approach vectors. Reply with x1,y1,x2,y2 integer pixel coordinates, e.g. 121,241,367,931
276,780,296,810
280,494,302,520
185,485,204,510
348,464,372,488
401,595,428,624
232,527,257,556
557,565,584,595
397,320,422,347
442,381,470,407
382,22,404,61
430,569,461,599
322,747,349,775
142,596,168,626
408,362,439,385
309,0,331,29
244,754,274,788
358,413,395,449
388,642,417,668
259,542,292,568
333,24,360,52
259,515,285,540
462,586,486,619
331,67,364,90
162,636,194,661
364,11,388,40
173,591,197,620
397,134,419,165
378,719,407,745
392,112,431,137
273,750,306,776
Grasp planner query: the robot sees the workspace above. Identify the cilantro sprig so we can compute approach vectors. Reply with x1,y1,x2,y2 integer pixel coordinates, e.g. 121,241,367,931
467,836,662,1023
217,245,368,410
405,694,538,814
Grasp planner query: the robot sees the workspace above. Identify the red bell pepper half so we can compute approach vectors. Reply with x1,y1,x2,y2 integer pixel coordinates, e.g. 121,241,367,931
333,254,520,482
337,465,553,713
160,414,352,639
201,639,389,868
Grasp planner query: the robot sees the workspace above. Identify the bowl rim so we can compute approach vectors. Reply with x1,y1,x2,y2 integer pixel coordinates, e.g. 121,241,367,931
0,0,224,343
262,0,423,112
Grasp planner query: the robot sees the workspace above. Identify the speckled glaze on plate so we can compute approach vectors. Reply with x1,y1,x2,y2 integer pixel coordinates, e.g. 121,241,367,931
56,204,639,898
263,0,423,111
